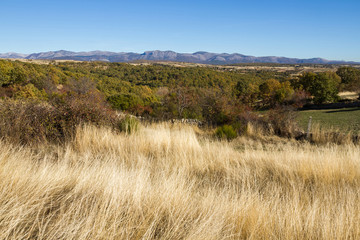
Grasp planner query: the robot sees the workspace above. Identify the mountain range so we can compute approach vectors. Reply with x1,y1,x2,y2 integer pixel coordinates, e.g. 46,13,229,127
0,50,358,65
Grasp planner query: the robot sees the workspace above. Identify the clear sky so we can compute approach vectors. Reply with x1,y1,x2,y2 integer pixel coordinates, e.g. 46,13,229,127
1,0,359,61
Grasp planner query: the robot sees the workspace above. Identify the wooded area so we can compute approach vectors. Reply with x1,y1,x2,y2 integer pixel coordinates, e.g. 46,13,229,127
0,60,359,126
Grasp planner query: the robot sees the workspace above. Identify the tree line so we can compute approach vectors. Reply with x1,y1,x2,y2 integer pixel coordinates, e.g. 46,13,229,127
0,60,359,125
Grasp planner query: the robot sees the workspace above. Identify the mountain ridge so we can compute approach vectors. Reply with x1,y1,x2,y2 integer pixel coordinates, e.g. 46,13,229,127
0,50,358,65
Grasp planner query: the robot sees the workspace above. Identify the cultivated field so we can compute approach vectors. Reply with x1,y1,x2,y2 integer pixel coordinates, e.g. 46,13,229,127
1,123,360,239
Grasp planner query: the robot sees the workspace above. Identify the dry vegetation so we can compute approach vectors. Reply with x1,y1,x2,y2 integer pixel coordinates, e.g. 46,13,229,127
1,123,360,239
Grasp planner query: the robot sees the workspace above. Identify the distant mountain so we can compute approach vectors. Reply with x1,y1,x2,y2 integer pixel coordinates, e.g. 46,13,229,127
0,52,29,59
0,50,358,65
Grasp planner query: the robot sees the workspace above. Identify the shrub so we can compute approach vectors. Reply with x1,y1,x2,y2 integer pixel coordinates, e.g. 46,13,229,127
53,95,117,128
288,90,310,108
0,100,63,144
0,97,119,145
13,84,48,100
236,107,301,138
107,94,143,111
0,86,14,98
215,125,237,140
118,115,140,134
265,106,300,138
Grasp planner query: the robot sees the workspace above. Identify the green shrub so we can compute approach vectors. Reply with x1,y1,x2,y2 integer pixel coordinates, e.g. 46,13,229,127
118,115,140,134
107,94,143,111
215,125,237,140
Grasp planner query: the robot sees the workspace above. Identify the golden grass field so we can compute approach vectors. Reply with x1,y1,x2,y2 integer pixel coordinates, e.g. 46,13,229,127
1,123,360,239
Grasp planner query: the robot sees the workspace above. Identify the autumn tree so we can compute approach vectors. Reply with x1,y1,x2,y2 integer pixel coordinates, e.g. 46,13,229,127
258,79,294,107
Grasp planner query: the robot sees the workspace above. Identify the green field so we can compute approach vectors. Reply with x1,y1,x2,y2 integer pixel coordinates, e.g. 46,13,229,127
297,107,360,132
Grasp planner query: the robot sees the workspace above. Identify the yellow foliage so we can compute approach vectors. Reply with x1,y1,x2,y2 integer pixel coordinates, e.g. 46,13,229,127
13,84,48,100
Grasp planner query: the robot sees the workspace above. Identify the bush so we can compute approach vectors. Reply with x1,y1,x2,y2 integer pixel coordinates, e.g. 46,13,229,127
13,84,48,100
215,125,237,140
107,94,143,111
53,95,117,128
0,100,63,144
235,107,301,138
0,86,14,98
118,115,140,134
0,97,119,145
265,106,300,138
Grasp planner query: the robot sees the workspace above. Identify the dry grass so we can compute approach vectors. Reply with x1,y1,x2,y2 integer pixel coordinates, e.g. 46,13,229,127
338,91,359,100
1,123,360,239
310,123,359,145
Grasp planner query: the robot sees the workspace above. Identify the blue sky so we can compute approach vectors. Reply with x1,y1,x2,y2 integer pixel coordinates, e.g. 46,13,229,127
1,0,359,61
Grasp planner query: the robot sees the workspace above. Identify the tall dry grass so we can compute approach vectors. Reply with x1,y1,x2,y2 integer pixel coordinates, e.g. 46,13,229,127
309,123,360,145
1,123,360,239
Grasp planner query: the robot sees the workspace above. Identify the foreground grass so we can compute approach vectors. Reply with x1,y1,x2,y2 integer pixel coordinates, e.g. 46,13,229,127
1,124,360,239
298,107,360,132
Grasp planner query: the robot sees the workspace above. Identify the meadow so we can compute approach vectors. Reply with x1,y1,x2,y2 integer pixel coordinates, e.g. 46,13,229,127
1,59,360,239
297,107,360,132
1,123,360,239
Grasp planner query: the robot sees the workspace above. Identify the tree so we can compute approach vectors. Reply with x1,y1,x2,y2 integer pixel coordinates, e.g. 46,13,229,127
259,79,281,103
336,66,360,91
299,72,341,104
258,79,294,107
275,81,294,103
199,88,242,125
158,86,202,119
234,80,259,106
